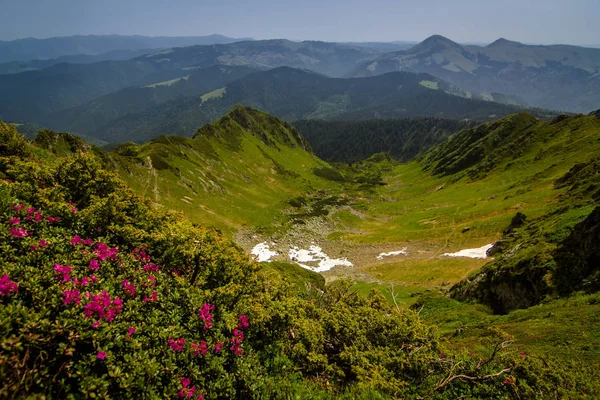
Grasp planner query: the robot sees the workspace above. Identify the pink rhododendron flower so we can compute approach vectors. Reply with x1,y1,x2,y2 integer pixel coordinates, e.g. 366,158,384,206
122,280,136,297
143,291,158,302
97,351,106,360
8,227,28,238
127,327,136,338
143,262,159,272
214,342,224,353
133,247,151,263
0,274,18,296
147,275,157,287
68,202,78,214
30,238,47,252
83,290,123,322
62,289,81,305
83,238,94,246
8,217,20,225
168,338,185,352
198,303,215,330
92,321,101,329
33,211,43,223
26,207,35,214
90,275,98,283
54,264,73,283
94,242,118,261
230,329,245,355
46,216,60,224
520,352,526,357
89,259,100,271
70,235,82,246
12,204,25,212
191,341,207,356
178,377,196,398
237,315,249,329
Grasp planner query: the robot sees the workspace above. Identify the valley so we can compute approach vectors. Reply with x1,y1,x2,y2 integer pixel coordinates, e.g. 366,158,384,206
1,13,600,396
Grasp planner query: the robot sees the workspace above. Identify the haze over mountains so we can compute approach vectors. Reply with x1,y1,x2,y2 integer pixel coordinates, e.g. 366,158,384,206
0,34,252,62
0,33,598,146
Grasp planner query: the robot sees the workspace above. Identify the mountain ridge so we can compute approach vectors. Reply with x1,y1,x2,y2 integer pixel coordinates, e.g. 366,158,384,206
353,34,600,112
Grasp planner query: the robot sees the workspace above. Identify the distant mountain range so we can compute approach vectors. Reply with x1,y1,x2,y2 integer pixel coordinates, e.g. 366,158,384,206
0,48,158,75
1,34,596,143
0,34,252,63
52,66,556,143
352,35,600,112
0,39,382,122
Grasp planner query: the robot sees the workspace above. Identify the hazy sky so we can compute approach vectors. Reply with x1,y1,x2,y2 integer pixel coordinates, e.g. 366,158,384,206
1,0,599,45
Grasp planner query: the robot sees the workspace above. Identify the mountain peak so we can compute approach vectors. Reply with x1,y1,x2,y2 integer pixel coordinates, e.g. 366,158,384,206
409,35,460,52
196,105,311,151
487,38,522,47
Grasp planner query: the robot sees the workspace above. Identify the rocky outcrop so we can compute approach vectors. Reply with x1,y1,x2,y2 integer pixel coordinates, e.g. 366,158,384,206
553,206,600,295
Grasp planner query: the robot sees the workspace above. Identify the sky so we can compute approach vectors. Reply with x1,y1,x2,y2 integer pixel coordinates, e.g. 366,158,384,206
1,0,599,45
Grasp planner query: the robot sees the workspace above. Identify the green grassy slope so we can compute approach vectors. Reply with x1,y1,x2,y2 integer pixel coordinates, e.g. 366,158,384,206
102,105,340,233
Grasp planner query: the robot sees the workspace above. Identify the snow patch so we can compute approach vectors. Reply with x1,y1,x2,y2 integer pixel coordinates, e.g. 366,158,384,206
289,245,353,272
377,248,408,260
442,244,494,259
251,242,278,262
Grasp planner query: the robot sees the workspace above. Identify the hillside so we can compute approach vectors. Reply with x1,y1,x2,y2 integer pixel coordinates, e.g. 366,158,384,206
45,65,258,134
293,118,476,163
84,67,554,143
95,105,340,231
353,35,600,112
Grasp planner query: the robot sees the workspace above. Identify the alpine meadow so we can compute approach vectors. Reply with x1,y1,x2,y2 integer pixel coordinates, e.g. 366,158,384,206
1,1,599,399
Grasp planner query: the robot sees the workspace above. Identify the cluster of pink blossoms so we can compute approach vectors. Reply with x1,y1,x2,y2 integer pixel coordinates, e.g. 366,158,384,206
229,315,249,356
30,239,49,252
83,290,123,326
191,341,208,356
8,204,61,239
94,242,119,261
198,303,215,330
178,377,204,399
0,274,18,296
122,280,136,298
132,246,151,263
169,337,185,352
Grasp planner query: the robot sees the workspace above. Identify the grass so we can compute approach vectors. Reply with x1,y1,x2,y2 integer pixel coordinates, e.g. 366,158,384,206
364,257,488,288
351,281,424,307
419,80,439,90
113,106,340,234
417,292,600,376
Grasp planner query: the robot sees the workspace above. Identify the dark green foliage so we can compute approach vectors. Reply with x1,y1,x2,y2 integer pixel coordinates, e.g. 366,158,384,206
422,113,539,178
33,129,90,155
47,65,258,136
293,117,475,163
313,167,346,182
0,122,31,157
82,67,555,143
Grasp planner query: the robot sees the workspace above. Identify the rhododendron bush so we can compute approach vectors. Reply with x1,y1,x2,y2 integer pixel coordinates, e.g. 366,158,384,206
0,124,580,398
